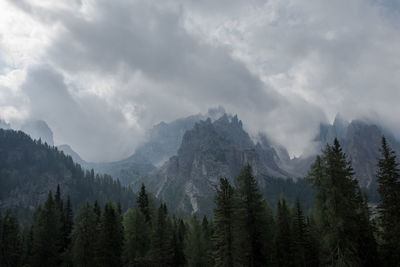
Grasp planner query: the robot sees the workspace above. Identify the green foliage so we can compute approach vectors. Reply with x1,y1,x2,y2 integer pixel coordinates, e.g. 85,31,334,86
71,202,99,267
96,202,123,267
0,129,137,223
123,208,151,266
376,136,400,265
307,138,369,266
137,184,151,223
236,165,270,266
30,192,63,267
213,178,237,267
0,210,23,267
171,217,186,267
275,197,294,267
184,215,209,267
151,203,174,266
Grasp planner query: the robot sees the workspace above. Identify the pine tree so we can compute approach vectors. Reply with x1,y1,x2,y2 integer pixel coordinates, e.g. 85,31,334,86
151,203,174,266
292,198,307,267
304,213,320,267
96,202,123,267
62,195,73,263
307,138,364,266
235,165,269,266
172,217,186,267
137,184,151,223
201,216,214,266
0,210,23,267
123,208,151,266
275,197,294,267
376,136,400,265
71,202,98,267
213,178,236,267
355,189,378,267
184,215,209,267
30,192,63,267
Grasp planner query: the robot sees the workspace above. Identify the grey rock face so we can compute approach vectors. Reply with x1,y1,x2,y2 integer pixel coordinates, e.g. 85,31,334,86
285,116,400,188
151,115,291,215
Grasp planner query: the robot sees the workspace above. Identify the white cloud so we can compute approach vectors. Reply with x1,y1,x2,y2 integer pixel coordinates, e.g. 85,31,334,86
0,0,399,160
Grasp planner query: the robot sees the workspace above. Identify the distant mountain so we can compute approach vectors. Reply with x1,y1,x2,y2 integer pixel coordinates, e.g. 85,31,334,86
91,107,226,185
0,129,137,221
284,115,400,188
57,144,86,166
21,120,54,146
148,114,297,215
135,114,203,167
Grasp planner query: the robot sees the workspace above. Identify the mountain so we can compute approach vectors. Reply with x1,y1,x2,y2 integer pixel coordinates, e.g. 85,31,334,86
20,120,54,146
58,144,86,166
0,129,137,222
88,107,226,185
148,114,300,215
135,114,203,167
286,115,400,188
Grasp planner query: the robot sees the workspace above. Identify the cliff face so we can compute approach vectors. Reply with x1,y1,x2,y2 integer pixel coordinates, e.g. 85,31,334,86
287,117,400,188
151,115,291,215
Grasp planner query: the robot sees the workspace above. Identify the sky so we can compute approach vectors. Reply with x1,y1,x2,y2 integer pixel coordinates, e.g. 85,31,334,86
0,0,399,162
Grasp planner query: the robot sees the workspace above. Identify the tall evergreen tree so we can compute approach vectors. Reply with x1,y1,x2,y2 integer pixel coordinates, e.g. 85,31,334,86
292,198,306,267
30,192,63,267
275,197,294,267
184,215,209,267
355,189,378,267
213,178,236,267
235,165,269,266
123,208,151,266
307,139,364,266
137,184,151,223
304,213,320,267
376,136,400,265
71,202,98,267
151,203,174,266
0,210,23,267
96,202,123,267
172,217,186,267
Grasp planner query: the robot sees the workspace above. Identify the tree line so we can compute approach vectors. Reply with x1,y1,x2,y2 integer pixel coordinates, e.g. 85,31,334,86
1,136,400,266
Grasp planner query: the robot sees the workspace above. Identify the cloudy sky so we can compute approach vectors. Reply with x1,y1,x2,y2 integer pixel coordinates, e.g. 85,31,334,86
1,0,399,162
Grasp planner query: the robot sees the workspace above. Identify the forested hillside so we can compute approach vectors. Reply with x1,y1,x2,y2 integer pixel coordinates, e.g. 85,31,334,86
2,136,400,266
0,129,137,222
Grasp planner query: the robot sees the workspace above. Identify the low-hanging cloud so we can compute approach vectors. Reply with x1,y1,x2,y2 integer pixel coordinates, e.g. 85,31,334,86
0,0,399,161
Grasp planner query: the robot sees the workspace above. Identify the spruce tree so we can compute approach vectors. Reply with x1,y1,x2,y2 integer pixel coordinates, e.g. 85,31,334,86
123,208,151,266
172,217,186,267
96,202,123,267
151,203,174,266
292,198,306,267
71,202,98,267
307,138,364,266
355,189,378,267
0,210,23,267
137,184,151,223
235,165,269,266
213,178,236,267
184,215,209,267
30,192,63,267
275,197,294,267
376,136,400,265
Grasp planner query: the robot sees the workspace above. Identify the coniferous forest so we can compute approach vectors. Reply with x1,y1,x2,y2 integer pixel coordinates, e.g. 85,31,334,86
1,136,400,267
